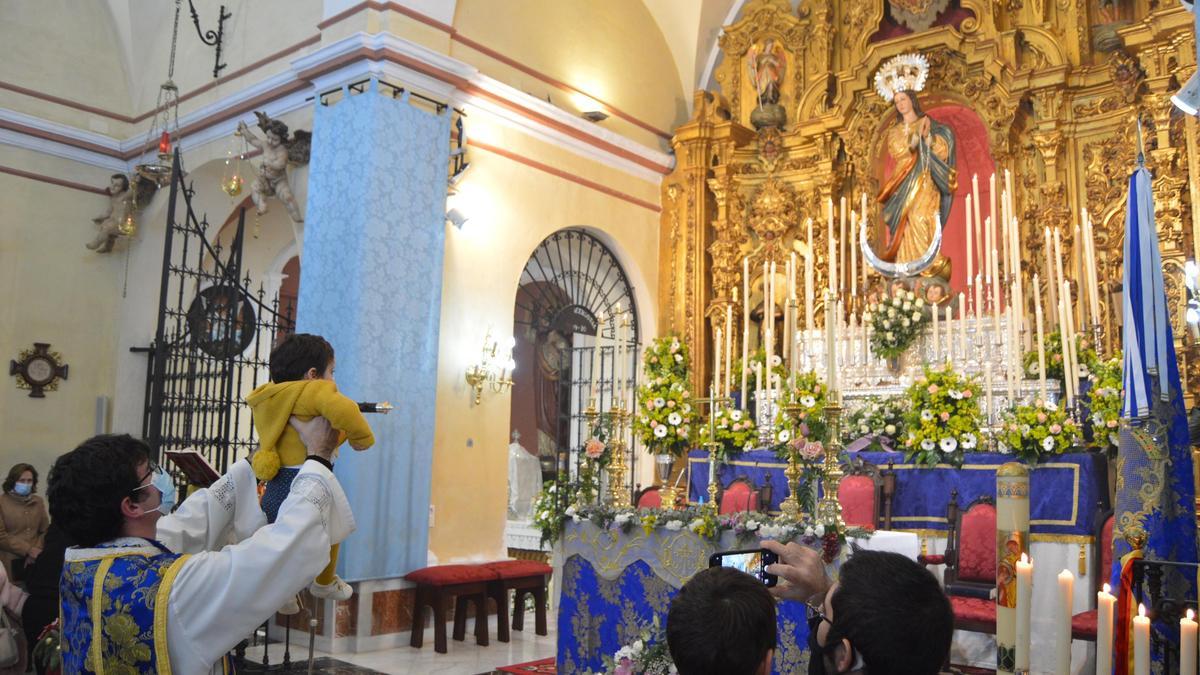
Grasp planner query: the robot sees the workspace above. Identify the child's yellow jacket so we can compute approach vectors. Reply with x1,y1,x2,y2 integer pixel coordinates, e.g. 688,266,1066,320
247,379,375,480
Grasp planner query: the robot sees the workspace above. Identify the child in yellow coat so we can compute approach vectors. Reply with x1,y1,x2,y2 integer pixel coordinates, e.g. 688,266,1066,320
248,333,374,605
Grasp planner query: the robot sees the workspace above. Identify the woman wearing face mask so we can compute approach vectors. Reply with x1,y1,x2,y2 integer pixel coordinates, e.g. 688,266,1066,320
0,464,49,584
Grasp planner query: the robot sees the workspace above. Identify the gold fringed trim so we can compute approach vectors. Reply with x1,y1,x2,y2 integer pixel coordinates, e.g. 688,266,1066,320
89,557,115,675
1030,533,1095,544
153,554,191,675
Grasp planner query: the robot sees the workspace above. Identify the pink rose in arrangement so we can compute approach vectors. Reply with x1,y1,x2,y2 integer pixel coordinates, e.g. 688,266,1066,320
1036,412,1048,423
1107,419,1118,428
614,657,634,675
1049,423,1062,434
928,384,939,394
962,389,973,398
799,440,824,461
732,422,741,432
667,400,676,408
939,411,951,422
585,438,605,459
650,356,659,364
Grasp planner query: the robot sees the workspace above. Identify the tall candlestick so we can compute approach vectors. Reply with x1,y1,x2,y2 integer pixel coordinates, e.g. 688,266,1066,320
1097,584,1115,675
1016,554,1033,672
614,304,624,409
825,296,836,388
989,173,998,262
860,195,869,293
1181,609,1197,675
932,300,939,365
1134,604,1150,675
827,199,835,293
966,194,975,291
974,273,983,324
1035,274,1048,402
1053,228,1066,325
992,246,1002,336
1056,569,1075,675
1058,294,1075,409
985,215,995,303
767,261,776,366
1083,209,1101,326
806,218,815,331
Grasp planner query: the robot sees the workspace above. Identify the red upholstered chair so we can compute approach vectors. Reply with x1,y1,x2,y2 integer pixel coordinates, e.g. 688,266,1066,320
920,492,998,635
718,477,760,514
1072,509,1115,641
406,564,499,653
634,485,663,509
484,559,553,641
837,460,881,531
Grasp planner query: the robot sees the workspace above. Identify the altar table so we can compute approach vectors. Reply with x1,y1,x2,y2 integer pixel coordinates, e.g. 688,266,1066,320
687,449,1108,539
555,521,918,674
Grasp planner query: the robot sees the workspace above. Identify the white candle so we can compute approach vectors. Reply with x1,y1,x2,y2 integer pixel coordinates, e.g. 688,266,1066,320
985,215,995,302
972,174,983,269
755,361,763,399
1181,608,1197,675
965,194,974,290
1097,584,1116,675
945,306,952,363
827,199,836,293
590,313,605,405
1057,569,1075,675
1016,554,1033,671
992,246,1002,336
840,197,847,292
974,273,983,324
614,304,624,409
1045,226,1059,329
958,293,967,359
767,261,776,367
1035,275,1048,402
713,327,722,398
1134,604,1150,675
763,261,770,357
725,304,733,398
806,217,815,331
1058,295,1074,409
742,257,750,410
1053,228,1066,327
932,298,939,365
850,211,858,298
989,173,998,264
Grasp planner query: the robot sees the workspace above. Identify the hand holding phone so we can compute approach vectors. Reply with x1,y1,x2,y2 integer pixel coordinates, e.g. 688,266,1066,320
709,548,779,587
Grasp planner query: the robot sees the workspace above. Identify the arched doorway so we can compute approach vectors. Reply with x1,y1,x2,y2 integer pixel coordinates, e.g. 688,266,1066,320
507,229,640,522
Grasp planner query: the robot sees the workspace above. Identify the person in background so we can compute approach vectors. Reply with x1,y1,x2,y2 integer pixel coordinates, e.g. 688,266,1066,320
763,541,953,675
20,521,71,674
0,562,28,674
666,566,777,675
0,463,49,584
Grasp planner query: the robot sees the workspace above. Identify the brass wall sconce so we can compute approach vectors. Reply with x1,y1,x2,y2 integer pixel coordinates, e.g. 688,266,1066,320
465,330,516,405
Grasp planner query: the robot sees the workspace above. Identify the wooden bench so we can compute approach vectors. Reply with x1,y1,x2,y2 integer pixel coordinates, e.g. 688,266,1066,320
483,560,553,641
405,564,499,653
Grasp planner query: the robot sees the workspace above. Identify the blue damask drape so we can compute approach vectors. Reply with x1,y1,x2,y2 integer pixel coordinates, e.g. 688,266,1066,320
297,81,450,580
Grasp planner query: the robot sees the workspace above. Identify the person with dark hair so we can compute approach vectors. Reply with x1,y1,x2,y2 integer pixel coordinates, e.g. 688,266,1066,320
248,333,375,609
764,541,954,675
0,463,48,583
667,566,777,675
19,521,71,674
51,423,354,674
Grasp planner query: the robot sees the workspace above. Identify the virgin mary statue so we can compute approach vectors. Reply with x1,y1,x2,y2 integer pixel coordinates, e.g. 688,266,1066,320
872,54,957,278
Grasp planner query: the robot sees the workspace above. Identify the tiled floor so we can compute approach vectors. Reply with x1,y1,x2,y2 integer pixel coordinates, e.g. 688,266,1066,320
238,614,558,674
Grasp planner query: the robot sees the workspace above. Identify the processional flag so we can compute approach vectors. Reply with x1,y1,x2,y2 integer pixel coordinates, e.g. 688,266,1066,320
1112,128,1198,675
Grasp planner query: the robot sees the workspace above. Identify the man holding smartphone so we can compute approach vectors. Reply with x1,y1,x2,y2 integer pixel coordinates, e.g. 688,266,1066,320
763,540,953,675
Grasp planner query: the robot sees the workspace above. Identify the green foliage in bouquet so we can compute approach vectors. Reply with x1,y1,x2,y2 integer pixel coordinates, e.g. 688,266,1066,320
733,347,789,386
1087,357,1122,451
866,289,929,359
698,406,757,462
998,401,1081,462
774,370,830,448
1022,330,1098,381
634,336,695,457
903,365,983,467
531,478,567,546
844,395,909,451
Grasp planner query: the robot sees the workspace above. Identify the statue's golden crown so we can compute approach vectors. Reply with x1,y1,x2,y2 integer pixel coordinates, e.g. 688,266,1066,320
873,53,930,102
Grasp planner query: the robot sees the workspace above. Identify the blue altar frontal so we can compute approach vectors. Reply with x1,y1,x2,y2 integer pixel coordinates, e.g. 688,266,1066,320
557,522,811,674
687,449,1108,539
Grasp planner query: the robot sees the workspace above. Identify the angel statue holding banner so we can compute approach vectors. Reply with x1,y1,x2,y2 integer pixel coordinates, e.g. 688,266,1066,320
870,53,957,281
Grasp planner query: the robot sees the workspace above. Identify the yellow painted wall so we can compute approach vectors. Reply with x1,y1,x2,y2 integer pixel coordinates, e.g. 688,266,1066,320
0,147,125,485
429,112,661,561
450,0,685,151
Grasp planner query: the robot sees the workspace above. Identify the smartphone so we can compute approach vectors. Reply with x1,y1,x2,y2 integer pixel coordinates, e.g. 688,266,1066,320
709,548,779,587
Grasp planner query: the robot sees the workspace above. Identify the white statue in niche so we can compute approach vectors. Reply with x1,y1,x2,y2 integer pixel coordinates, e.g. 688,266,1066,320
86,173,134,253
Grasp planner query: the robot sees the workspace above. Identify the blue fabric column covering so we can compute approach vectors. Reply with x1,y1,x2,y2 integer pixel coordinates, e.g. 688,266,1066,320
297,82,450,580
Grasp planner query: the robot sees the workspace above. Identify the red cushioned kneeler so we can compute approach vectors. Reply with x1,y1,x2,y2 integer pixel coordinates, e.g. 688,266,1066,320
405,564,499,653
484,560,553,642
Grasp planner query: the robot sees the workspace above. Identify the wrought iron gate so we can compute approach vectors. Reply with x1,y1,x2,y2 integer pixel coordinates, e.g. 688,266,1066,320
140,152,293,475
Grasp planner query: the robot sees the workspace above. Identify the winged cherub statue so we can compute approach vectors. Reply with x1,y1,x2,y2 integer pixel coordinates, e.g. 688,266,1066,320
236,112,311,225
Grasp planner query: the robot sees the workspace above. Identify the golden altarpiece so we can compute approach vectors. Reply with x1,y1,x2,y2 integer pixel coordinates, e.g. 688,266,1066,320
658,0,1199,404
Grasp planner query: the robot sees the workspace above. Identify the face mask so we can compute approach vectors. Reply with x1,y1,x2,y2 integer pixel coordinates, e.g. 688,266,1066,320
133,469,177,516
12,483,31,497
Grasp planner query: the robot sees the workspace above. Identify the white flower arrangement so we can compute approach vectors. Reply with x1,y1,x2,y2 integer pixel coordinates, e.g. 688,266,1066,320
869,291,930,359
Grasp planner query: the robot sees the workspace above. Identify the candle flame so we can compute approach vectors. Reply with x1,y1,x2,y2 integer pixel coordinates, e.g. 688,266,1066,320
1189,609,1195,621
1020,553,1029,564
1103,583,1111,594
1138,603,1146,618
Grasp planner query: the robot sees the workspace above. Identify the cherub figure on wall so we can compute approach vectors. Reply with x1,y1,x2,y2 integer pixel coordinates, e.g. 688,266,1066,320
86,174,134,253
237,112,310,226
